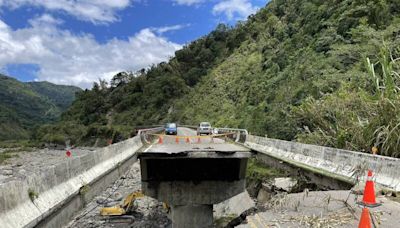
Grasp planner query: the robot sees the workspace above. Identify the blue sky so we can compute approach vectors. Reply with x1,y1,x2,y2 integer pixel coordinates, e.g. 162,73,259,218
0,0,267,88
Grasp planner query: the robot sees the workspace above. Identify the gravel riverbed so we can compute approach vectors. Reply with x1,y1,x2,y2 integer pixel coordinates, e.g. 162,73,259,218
0,147,94,184
66,162,171,228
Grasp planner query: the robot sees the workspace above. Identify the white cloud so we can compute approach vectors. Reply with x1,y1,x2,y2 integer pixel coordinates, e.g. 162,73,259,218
152,24,190,34
0,0,134,24
0,15,182,88
28,14,63,26
212,0,258,20
172,0,205,6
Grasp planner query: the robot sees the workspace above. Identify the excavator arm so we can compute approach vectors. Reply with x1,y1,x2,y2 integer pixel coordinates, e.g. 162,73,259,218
100,191,144,216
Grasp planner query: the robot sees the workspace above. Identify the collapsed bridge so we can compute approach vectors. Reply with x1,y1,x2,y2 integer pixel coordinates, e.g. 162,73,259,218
1,126,400,227
138,128,251,227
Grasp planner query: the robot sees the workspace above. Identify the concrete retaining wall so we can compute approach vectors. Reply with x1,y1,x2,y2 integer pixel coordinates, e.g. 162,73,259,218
246,135,400,192
0,136,143,228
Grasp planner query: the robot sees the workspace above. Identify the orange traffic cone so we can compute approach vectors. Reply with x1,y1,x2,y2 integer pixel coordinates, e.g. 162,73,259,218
358,170,381,207
175,137,179,144
158,136,163,144
186,137,190,143
358,207,372,228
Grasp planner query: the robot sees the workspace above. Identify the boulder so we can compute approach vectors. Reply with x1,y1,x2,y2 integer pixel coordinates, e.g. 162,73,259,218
96,196,107,204
214,191,255,218
111,191,123,201
1,169,13,176
273,177,297,192
257,182,273,204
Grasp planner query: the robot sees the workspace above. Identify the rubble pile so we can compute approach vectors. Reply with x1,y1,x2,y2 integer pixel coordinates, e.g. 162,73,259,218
68,162,171,228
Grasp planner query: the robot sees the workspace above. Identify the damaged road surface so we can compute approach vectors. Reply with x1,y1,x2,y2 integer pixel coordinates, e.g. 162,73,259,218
237,190,400,228
67,127,254,228
138,127,252,228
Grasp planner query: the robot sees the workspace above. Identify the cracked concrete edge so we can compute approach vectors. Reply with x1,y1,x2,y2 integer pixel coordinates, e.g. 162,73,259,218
245,135,400,192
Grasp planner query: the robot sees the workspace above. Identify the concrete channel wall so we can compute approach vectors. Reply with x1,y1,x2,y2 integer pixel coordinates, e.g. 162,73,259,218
0,136,143,228
245,135,400,192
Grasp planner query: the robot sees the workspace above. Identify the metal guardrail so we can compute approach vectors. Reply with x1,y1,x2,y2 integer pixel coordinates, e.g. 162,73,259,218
214,128,248,144
138,127,165,144
133,125,163,135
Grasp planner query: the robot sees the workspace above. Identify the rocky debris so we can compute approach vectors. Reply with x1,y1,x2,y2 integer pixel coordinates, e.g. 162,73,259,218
0,168,13,176
96,196,107,205
246,179,262,197
238,190,400,228
257,182,273,204
67,162,171,228
214,191,256,227
252,178,299,206
214,191,255,218
15,161,23,166
272,177,297,192
111,191,123,201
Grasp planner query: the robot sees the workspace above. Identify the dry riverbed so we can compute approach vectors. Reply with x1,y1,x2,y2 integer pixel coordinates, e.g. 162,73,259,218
0,147,95,184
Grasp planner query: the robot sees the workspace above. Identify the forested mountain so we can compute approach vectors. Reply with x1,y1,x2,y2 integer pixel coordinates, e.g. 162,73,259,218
40,0,400,157
0,75,81,140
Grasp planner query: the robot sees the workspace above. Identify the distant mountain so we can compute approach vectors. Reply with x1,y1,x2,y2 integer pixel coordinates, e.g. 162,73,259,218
0,75,81,140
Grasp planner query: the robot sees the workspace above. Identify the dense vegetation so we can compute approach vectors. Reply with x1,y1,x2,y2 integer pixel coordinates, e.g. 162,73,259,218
40,0,400,157
0,75,81,141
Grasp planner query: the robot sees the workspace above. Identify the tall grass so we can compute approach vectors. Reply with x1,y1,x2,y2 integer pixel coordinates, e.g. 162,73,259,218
294,45,400,157
365,45,400,157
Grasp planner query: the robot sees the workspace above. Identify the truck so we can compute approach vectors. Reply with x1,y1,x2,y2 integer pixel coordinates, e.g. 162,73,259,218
197,122,212,135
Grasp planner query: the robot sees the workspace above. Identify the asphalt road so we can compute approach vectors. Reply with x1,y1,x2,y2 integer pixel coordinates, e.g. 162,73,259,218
143,127,248,154
176,127,197,137
161,127,218,144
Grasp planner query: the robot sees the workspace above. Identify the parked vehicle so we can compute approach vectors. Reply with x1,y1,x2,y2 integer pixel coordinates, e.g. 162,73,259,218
197,122,212,135
165,123,178,135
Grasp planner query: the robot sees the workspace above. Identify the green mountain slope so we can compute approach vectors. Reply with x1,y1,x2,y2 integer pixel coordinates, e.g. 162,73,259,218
177,0,400,141
42,0,400,156
28,81,81,111
0,75,81,140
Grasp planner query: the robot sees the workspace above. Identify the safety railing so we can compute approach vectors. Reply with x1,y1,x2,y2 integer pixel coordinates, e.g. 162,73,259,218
138,125,249,145
138,127,165,144
214,128,248,144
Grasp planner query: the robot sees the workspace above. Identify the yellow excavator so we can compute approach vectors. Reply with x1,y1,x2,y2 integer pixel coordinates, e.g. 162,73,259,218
100,191,144,216
100,191,170,216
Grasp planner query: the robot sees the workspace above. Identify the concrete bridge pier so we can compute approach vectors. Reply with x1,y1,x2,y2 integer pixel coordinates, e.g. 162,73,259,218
171,204,213,228
138,144,251,227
